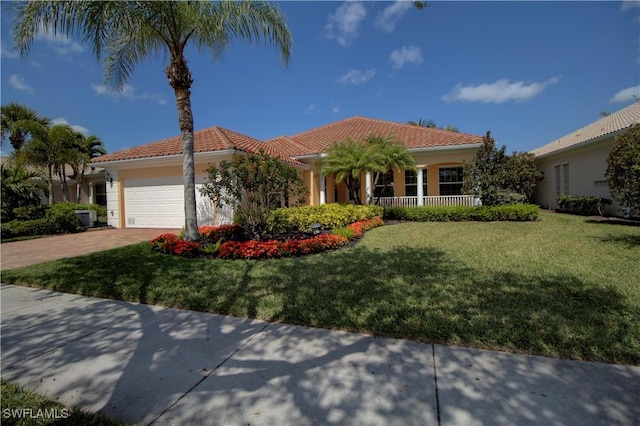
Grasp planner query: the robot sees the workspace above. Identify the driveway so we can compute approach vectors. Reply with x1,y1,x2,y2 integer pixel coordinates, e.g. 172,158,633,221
1,228,178,270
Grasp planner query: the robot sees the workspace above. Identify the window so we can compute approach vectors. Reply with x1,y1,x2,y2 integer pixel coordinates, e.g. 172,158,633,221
94,183,107,206
405,169,428,197
439,167,463,196
555,163,570,196
374,171,394,197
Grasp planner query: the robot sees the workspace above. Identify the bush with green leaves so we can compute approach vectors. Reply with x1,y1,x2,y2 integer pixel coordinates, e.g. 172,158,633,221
556,195,612,216
383,204,539,222
268,203,383,233
45,202,84,234
606,123,640,217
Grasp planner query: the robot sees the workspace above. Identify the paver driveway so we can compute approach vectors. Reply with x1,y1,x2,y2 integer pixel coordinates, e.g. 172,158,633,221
0,228,178,270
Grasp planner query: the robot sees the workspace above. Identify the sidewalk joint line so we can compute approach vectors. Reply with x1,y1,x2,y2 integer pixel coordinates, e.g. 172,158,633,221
432,344,441,426
147,321,272,425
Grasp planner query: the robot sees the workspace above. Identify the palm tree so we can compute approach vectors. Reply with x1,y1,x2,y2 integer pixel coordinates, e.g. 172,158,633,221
1,102,49,151
18,121,78,205
71,134,106,203
407,118,436,128
363,135,416,205
1,161,47,220
14,1,291,241
320,138,383,205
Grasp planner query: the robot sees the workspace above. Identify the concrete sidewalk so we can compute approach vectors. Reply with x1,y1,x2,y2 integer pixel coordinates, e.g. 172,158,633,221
1,284,638,425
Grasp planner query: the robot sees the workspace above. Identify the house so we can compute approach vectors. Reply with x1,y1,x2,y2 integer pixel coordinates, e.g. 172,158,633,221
531,102,640,215
0,157,107,206
93,117,483,229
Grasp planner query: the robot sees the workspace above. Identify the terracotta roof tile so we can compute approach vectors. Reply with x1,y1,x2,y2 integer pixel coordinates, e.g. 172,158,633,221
266,116,483,156
93,125,305,167
531,102,640,157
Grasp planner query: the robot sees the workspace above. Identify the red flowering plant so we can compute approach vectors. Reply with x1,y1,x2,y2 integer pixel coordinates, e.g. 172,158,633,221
150,233,200,257
348,217,384,238
199,224,243,242
218,233,348,260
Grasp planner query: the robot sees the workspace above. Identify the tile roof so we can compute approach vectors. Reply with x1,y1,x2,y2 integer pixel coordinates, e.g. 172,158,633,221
531,102,640,157
267,116,483,156
92,126,305,167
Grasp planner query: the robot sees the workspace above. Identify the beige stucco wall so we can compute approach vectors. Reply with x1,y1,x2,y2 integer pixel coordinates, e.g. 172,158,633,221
534,137,619,215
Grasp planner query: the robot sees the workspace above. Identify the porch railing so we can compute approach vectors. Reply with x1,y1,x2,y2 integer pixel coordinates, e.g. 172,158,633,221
376,195,479,208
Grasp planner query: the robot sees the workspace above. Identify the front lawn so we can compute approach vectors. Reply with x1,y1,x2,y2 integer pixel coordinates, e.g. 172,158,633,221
2,211,639,364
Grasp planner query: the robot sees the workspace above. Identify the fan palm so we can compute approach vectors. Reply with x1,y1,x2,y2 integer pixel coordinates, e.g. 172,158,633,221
320,138,383,205
13,1,292,241
1,102,49,151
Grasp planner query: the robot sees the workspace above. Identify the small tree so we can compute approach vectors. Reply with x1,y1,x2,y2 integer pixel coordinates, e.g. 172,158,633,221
200,150,308,240
462,131,507,206
503,151,543,203
606,124,640,217
364,135,416,205
1,161,47,221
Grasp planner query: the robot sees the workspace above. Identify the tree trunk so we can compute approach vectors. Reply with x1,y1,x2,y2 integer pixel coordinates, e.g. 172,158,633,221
59,169,70,202
47,163,54,205
166,55,199,241
76,168,85,203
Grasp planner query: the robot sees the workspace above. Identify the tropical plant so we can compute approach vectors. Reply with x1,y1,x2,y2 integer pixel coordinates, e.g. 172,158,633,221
407,118,436,128
364,135,416,205
200,150,308,240
462,131,508,206
18,122,78,205
0,102,49,151
14,1,292,241
502,151,543,203
71,134,106,203
606,123,640,217
320,138,383,205
0,161,47,221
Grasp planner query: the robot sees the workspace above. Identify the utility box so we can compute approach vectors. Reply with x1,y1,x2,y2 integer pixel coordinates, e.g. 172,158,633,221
74,210,97,228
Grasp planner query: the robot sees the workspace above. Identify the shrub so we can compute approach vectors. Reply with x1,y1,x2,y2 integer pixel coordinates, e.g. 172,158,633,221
348,216,384,237
268,203,383,234
12,205,47,221
383,204,539,222
556,195,612,216
150,233,200,257
217,233,349,259
199,224,243,242
332,226,355,240
46,203,84,234
1,218,51,239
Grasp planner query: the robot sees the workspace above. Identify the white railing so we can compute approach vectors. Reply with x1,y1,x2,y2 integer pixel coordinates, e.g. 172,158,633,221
376,195,479,208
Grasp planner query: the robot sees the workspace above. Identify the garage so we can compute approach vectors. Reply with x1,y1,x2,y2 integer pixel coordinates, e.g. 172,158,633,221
123,176,227,228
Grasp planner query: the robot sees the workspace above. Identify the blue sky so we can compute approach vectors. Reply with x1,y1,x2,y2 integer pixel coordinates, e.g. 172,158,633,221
1,1,639,156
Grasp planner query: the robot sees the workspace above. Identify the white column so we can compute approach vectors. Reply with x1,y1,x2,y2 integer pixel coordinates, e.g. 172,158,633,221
417,168,424,206
319,176,326,205
365,172,372,205
88,182,94,205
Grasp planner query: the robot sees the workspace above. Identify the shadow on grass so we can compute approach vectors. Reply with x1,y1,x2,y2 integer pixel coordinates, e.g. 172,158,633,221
2,242,639,364
597,233,640,248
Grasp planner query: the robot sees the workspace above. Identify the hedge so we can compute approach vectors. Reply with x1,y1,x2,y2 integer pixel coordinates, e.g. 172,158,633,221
383,204,539,222
1,202,84,240
267,203,383,233
556,195,612,216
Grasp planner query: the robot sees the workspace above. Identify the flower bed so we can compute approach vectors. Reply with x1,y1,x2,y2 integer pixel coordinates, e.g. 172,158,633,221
150,217,384,260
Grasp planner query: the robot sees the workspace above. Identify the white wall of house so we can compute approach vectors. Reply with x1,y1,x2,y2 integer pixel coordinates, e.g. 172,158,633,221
534,137,620,215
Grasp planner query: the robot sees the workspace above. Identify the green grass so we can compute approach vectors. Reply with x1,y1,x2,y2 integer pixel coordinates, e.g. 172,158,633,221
0,380,126,426
2,211,639,365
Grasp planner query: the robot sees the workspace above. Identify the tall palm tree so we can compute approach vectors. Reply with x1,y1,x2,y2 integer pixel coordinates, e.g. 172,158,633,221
18,121,78,205
1,102,49,151
71,134,106,203
363,135,416,205
320,138,383,205
13,1,291,241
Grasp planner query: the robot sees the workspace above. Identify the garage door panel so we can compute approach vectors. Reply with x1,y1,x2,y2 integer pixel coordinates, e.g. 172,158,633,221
124,176,218,228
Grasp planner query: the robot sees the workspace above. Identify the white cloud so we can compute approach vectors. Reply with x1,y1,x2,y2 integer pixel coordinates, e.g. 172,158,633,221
305,104,317,114
0,41,19,59
35,26,85,55
375,1,413,33
621,0,640,11
326,1,367,46
9,75,34,93
442,77,561,103
91,83,168,105
609,85,640,103
389,45,423,69
338,69,376,85
51,118,90,136
332,106,340,114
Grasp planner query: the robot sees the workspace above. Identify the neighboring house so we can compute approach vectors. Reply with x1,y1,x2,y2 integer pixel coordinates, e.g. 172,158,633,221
0,157,107,206
93,116,483,229
531,102,640,215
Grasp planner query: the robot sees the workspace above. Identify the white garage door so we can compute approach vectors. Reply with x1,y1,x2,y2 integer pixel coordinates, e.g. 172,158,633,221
124,176,227,228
